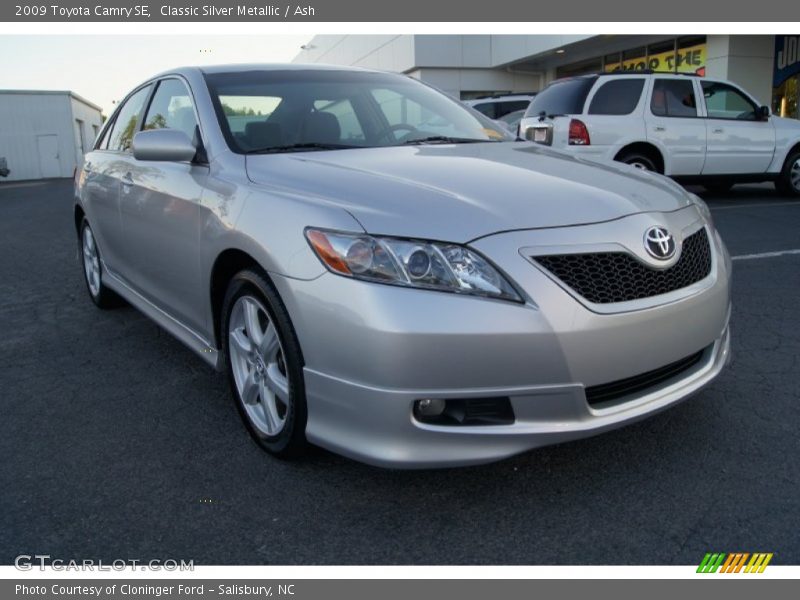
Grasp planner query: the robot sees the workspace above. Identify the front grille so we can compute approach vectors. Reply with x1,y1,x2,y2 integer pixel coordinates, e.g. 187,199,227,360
533,228,712,304
585,348,706,406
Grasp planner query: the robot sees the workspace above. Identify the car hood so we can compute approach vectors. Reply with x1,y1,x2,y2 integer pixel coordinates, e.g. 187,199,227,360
245,142,693,242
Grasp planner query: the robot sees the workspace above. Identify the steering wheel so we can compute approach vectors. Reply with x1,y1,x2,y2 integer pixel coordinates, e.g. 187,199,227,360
375,123,420,143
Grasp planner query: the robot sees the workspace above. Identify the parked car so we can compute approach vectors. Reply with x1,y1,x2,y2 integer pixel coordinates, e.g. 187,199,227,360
519,72,800,196
464,93,535,120
496,109,526,136
0,157,9,178
74,65,731,468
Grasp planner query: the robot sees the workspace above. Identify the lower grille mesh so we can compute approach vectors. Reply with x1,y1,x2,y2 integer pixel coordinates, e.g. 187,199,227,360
584,349,706,406
534,228,712,304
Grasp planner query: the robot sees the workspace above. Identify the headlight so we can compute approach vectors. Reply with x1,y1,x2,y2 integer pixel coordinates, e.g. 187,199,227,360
305,228,523,303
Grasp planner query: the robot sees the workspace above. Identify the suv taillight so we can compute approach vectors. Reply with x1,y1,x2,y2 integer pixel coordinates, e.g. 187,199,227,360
568,119,590,146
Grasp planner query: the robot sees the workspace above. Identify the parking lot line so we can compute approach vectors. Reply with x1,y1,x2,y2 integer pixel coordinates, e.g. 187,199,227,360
731,249,800,261
710,201,800,211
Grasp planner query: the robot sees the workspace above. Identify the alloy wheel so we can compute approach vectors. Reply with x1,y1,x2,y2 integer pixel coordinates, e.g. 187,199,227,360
228,295,290,437
82,226,101,298
791,158,800,192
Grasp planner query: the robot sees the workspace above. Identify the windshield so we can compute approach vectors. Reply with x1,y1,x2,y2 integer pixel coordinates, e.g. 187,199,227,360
524,76,597,117
204,69,513,153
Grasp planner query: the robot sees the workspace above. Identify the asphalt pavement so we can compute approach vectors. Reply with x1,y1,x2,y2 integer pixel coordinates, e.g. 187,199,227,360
0,179,798,565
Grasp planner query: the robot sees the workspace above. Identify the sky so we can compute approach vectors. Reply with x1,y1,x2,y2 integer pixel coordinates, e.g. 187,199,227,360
0,35,312,115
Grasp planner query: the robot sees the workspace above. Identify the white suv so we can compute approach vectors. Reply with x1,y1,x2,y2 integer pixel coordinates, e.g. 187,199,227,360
519,72,800,196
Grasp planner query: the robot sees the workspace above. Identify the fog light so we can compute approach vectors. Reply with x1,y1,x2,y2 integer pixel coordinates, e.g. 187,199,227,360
415,398,446,417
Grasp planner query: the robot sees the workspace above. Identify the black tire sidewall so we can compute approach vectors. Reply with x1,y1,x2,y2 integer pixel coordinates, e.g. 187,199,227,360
777,152,800,197
221,269,308,456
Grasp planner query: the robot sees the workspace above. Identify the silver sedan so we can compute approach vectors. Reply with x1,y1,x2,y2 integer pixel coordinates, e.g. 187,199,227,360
75,64,732,468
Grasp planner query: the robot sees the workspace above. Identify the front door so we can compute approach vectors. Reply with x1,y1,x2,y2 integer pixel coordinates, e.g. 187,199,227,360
119,78,209,334
700,80,776,175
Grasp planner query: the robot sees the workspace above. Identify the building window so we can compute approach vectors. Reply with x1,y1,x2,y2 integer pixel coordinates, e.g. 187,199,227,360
602,37,706,75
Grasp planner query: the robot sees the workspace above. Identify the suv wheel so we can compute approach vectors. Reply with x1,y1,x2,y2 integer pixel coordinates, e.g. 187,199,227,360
617,151,659,173
80,219,122,309
776,151,800,197
222,269,308,458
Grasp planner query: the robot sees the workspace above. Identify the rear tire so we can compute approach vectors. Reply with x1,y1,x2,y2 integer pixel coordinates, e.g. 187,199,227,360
617,151,660,173
775,151,800,197
79,219,123,309
222,268,309,458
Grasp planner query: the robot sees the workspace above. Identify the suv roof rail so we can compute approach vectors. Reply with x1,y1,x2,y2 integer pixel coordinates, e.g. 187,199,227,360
472,92,538,100
596,70,701,77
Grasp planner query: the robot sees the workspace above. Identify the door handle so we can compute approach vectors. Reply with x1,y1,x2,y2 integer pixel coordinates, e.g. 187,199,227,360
653,126,666,132
712,128,724,134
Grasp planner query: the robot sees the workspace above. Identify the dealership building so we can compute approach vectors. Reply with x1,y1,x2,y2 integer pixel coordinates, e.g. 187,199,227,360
0,90,104,182
293,34,800,119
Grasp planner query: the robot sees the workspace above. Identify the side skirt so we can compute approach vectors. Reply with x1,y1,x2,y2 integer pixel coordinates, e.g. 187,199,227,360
102,265,223,371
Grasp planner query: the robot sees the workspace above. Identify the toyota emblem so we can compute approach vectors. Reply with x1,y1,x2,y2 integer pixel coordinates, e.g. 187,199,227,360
644,227,676,260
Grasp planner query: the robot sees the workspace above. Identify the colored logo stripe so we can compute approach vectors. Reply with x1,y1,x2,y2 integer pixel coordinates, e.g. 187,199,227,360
697,552,773,573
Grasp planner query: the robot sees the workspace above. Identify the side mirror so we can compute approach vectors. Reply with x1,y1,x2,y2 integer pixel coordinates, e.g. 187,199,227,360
133,129,197,162
758,105,771,120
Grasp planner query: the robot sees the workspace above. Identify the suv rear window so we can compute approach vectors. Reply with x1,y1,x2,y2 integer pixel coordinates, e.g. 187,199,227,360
588,79,645,115
473,100,531,120
525,77,596,117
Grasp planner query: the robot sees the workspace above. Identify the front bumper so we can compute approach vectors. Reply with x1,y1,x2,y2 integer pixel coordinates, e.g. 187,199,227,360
272,207,732,468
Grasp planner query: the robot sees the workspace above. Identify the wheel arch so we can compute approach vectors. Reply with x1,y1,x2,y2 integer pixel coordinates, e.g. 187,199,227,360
209,248,264,349
74,204,86,237
614,142,665,174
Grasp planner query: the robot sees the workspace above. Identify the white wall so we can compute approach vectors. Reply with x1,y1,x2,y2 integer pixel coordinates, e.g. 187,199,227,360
70,96,104,161
0,92,102,182
706,35,774,105
294,35,416,72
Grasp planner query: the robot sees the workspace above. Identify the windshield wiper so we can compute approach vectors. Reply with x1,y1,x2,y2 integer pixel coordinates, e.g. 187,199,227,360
245,142,360,154
399,136,495,146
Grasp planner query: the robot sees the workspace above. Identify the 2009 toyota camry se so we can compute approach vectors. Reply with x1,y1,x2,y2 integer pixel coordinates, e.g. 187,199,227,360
74,64,731,468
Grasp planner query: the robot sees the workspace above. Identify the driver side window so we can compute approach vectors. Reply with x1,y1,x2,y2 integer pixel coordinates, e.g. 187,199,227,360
702,81,758,121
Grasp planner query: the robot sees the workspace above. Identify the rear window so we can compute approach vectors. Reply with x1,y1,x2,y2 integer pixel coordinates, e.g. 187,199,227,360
525,77,596,117
472,99,530,120
588,79,645,115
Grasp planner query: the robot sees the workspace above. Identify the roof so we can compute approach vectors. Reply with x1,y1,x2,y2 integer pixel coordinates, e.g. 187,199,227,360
0,89,103,113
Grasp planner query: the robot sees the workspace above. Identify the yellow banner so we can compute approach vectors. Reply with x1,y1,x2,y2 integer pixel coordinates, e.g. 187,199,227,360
605,44,706,75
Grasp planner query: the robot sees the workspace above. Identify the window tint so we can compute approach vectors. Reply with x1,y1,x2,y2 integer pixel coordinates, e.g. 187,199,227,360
204,70,511,153
472,101,529,120
588,79,645,115
314,98,365,142
144,79,198,140
107,85,151,152
702,81,757,120
525,77,596,117
650,79,697,117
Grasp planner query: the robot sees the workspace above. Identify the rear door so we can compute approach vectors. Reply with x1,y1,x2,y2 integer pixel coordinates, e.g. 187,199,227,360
81,84,152,273
700,80,776,174
645,77,706,175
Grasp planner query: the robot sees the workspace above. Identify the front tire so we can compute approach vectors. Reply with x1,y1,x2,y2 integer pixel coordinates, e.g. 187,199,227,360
775,151,800,197
79,219,122,309
222,269,308,458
